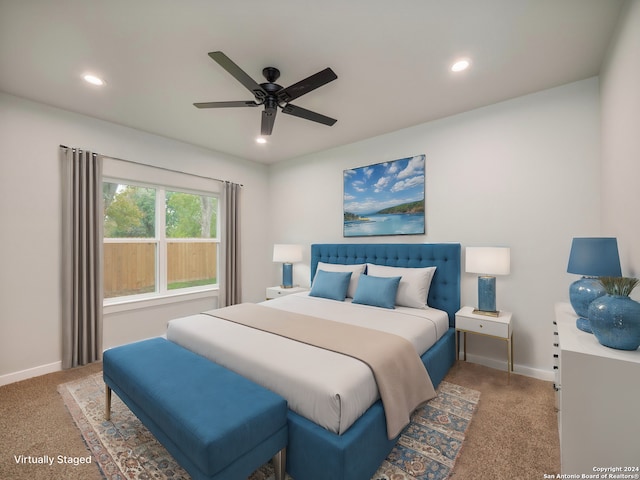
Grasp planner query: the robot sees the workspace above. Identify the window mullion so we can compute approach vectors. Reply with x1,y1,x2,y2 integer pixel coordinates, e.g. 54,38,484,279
157,188,167,294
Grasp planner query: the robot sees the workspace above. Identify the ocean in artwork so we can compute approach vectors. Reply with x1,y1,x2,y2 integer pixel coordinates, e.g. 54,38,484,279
344,213,424,237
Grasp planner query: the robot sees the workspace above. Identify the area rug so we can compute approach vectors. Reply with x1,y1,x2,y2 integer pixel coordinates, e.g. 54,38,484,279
58,373,479,480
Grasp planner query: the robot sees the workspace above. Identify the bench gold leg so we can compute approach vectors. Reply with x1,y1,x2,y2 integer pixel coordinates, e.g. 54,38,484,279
273,448,286,480
105,385,112,421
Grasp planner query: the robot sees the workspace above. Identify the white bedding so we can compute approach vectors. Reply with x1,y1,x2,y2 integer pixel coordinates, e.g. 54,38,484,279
166,292,448,434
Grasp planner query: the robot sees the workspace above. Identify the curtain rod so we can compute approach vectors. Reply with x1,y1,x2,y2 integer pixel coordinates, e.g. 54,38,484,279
59,145,243,187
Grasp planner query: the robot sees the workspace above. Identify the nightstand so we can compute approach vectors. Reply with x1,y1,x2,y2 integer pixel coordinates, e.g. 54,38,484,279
266,286,308,300
455,306,513,382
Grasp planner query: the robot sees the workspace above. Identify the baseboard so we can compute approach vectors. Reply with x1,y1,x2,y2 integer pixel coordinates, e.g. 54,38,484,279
0,361,62,387
460,352,554,382
1,353,554,387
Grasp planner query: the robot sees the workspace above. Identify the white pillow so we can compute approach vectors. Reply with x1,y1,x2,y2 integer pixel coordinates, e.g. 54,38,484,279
366,264,437,308
315,262,366,298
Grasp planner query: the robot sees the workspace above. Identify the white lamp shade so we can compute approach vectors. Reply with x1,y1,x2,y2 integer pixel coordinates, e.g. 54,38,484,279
273,244,303,263
466,247,511,275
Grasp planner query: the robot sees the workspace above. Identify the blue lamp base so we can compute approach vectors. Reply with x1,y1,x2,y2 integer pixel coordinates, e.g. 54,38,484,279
474,276,499,316
281,263,293,288
569,276,605,333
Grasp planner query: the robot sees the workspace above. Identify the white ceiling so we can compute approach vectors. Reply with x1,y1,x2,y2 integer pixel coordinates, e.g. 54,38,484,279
0,0,625,164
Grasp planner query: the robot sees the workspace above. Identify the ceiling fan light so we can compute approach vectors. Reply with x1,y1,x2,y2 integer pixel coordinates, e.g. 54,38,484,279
451,59,470,72
256,137,267,144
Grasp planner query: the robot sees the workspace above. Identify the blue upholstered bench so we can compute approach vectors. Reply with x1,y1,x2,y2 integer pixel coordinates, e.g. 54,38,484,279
103,337,288,480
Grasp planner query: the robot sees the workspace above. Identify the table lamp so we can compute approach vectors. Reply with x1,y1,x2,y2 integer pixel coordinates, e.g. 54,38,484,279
273,244,303,288
567,237,621,332
466,247,511,316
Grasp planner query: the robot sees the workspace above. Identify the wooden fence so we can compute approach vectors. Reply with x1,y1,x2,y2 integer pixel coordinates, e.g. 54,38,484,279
104,242,217,298
167,242,217,283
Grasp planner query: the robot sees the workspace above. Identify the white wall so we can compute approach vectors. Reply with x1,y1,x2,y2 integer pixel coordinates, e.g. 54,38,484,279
0,92,270,384
601,0,640,300
269,78,602,379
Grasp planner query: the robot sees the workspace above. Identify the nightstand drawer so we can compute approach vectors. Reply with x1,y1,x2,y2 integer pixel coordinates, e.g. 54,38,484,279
456,314,509,338
266,286,308,299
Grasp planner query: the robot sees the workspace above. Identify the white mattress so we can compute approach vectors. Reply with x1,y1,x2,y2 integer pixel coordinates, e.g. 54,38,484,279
166,292,448,434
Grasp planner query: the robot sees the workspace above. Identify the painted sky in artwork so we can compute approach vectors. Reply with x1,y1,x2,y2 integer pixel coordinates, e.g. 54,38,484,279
343,155,425,215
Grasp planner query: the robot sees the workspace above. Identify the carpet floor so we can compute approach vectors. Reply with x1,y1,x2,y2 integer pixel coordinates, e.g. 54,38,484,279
58,373,479,480
0,361,560,480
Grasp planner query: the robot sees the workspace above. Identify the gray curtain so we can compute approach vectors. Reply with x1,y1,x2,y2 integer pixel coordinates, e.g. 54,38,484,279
60,146,103,369
220,181,241,307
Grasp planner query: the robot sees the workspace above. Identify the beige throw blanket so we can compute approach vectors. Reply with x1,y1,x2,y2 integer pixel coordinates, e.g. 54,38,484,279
208,303,436,439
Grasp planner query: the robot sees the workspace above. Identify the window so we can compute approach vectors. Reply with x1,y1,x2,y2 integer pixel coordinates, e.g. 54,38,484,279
103,181,219,301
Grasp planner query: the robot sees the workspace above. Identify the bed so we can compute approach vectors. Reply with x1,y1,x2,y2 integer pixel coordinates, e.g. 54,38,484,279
166,243,461,480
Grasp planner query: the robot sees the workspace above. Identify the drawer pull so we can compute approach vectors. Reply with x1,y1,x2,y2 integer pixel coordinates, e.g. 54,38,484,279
479,324,483,328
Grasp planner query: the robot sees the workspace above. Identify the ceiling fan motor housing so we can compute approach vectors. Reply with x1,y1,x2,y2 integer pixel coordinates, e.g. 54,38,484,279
264,97,278,114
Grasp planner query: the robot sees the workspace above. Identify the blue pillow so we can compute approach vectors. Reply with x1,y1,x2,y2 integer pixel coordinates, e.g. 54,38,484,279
352,274,401,309
309,270,352,301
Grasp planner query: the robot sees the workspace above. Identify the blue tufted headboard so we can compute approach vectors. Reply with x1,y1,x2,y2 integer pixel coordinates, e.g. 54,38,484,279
310,243,461,327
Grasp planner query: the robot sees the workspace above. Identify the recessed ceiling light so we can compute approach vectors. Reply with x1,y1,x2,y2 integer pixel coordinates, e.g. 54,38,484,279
451,59,471,73
256,137,267,144
83,74,106,86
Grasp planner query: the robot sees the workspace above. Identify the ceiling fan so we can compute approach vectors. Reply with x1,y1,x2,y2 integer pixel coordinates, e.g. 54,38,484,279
194,51,338,136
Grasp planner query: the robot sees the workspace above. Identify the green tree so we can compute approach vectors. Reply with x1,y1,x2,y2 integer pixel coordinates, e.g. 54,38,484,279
166,192,217,238
103,183,118,211
103,184,155,237
133,187,155,236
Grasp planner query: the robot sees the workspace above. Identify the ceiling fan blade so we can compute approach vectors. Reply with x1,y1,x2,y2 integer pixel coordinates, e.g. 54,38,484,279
282,104,337,126
261,106,277,135
277,67,337,103
194,100,260,108
208,51,267,100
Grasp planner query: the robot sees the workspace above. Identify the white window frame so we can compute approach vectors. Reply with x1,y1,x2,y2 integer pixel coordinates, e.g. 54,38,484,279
103,178,220,308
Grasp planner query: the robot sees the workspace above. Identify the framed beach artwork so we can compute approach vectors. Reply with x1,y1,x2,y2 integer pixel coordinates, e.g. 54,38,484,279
343,154,425,237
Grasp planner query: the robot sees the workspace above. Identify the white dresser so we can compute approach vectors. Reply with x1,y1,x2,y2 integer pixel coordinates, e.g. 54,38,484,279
553,302,640,475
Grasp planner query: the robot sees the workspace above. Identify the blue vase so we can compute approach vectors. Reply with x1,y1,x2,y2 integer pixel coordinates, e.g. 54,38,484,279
569,277,606,333
588,294,640,351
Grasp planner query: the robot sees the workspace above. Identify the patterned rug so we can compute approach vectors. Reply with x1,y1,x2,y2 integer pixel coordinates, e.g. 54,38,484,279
58,373,479,480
